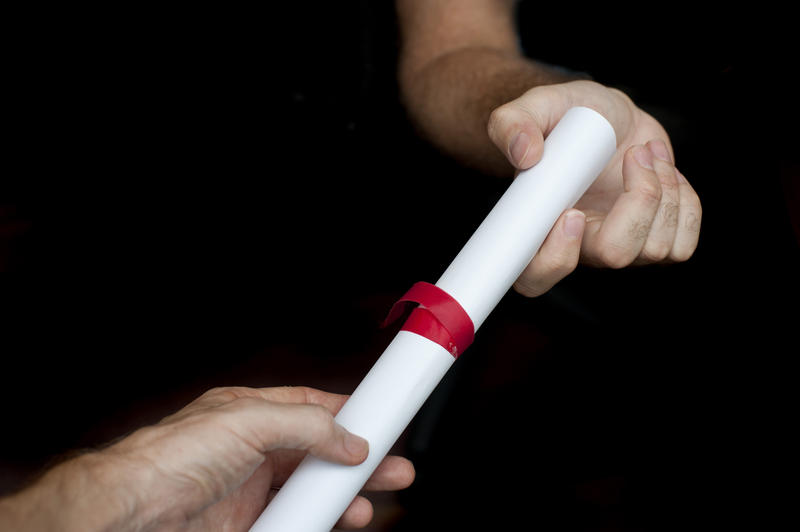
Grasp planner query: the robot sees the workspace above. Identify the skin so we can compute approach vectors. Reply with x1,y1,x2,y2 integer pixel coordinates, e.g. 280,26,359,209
397,0,702,296
0,386,415,531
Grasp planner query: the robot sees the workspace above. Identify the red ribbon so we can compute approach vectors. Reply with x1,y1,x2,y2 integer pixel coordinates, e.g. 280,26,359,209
382,282,474,358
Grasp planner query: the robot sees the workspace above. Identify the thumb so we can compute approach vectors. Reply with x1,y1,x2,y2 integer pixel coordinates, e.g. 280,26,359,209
224,398,370,465
487,85,571,170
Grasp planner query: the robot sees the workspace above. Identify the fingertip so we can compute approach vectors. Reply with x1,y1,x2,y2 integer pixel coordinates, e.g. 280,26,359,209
508,131,530,167
631,144,654,170
398,457,416,489
512,209,584,298
508,129,544,169
336,495,374,530
563,209,586,240
522,132,545,168
309,422,368,466
647,138,673,163
488,104,544,170
343,432,369,464
367,455,416,491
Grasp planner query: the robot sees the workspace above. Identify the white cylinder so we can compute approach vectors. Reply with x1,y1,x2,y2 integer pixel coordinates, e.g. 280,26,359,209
437,106,617,329
249,332,454,531
249,106,616,531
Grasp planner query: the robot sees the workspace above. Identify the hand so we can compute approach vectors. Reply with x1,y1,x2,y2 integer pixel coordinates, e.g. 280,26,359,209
0,386,414,532
117,386,414,530
488,80,702,296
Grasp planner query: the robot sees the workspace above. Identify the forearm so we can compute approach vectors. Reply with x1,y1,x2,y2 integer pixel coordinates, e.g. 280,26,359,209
0,452,138,532
398,46,578,177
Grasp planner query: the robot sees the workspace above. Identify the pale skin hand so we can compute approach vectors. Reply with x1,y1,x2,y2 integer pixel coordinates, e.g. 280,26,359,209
397,0,702,296
490,80,703,296
0,386,415,532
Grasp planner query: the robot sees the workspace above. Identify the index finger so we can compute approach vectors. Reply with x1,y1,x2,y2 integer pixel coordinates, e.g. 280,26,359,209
256,386,350,416
193,386,350,416
581,144,662,268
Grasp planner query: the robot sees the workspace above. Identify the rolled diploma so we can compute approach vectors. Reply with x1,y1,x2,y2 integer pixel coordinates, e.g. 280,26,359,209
249,106,616,531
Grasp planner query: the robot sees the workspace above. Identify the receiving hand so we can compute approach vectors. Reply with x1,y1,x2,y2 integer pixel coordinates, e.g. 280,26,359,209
488,80,702,296
0,386,414,532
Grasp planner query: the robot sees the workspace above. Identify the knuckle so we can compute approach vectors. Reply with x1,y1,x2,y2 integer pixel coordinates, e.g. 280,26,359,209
227,396,264,412
637,179,663,206
487,105,514,139
513,248,579,298
655,168,680,190
284,385,314,401
597,243,635,269
307,407,337,444
641,240,671,263
661,201,680,228
668,246,694,263
537,249,574,277
513,278,546,298
200,386,240,403
607,84,634,105
306,404,335,430
627,219,652,243
684,206,702,233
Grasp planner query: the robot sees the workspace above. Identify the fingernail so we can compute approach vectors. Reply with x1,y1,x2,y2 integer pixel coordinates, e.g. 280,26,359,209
649,139,672,162
633,145,654,169
509,131,531,167
344,432,369,458
563,210,585,240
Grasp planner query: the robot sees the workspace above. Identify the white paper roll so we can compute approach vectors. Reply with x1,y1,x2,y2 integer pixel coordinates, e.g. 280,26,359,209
437,106,617,329
250,332,453,531
249,106,616,532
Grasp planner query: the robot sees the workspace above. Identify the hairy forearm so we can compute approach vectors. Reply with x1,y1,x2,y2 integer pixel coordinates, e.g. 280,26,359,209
399,47,579,177
0,452,137,532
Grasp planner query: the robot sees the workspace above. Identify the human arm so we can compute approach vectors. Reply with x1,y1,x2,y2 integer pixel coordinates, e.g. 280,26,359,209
396,0,701,294
396,0,576,177
0,386,415,531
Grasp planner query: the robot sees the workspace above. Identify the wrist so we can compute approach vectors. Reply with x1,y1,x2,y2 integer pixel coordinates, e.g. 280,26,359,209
73,451,142,532
48,451,141,532
0,451,137,532
401,48,581,177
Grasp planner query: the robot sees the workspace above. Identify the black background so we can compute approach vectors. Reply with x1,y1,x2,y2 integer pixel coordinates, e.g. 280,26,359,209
2,3,798,530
